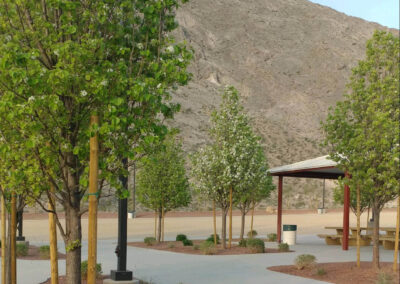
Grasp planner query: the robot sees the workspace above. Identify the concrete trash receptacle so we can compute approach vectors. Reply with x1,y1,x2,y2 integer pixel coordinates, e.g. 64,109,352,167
282,225,297,245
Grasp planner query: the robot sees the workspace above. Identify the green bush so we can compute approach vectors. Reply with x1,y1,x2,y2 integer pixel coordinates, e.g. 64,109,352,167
81,260,102,279
247,230,258,238
176,234,187,242
278,243,289,252
246,238,265,253
200,241,216,255
16,243,28,257
295,254,316,270
376,272,394,284
316,268,326,276
206,234,220,244
39,245,51,259
238,239,247,247
144,237,156,246
267,233,277,242
182,239,193,246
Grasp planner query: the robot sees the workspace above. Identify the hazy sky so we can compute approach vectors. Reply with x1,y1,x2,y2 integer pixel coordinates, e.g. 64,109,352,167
309,0,399,29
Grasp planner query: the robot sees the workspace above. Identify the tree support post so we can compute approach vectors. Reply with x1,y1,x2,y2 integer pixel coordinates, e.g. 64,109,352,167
213,200,217,245
111,158,133,281
277,176,283,243
10,193,16,284
1,193,6,284
48,184,59,284
88,115,99,284
342,172,350,251
228,187,233,248
394,196,400,272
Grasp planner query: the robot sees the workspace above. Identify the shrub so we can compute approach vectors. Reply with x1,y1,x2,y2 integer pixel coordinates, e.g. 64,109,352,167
295,254,316,270
176,234,187,242
247,230,258,238
182,239,193,246
316,268,326,276
144,237,156,246
278,243,289,252
206,234,220,244
81,260,102,279
16,243,28,257
200,241,216,255
376,272,394,284
267,233,277,242
238,239,247,247
39,245,51,259
246,238,265,253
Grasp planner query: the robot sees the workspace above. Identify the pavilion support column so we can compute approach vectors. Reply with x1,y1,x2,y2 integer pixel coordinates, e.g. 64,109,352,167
277,176,283,243
342,172,350,251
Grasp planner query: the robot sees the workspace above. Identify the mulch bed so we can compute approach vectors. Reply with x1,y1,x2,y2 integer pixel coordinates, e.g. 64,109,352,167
40,275,108,284
268,261,399,284
18,245,66,260
128,239,292,255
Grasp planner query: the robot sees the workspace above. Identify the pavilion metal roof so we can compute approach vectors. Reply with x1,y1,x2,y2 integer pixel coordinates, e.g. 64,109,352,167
268,155,344,179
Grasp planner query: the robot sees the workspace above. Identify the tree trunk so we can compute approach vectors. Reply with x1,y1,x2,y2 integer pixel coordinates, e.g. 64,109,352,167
221,208,227,249
154,211,157,239
372,203,380,269
213,200,217,245
157,211,162,242
64,205,82,284
239,209,245,240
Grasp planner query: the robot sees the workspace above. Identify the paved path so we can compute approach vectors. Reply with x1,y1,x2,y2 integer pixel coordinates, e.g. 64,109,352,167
12,235,397,284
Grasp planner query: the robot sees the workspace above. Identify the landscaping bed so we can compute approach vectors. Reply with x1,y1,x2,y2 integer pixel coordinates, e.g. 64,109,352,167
128,239,292,255
40,276,147,284
17,245,66,260
268,261,399,284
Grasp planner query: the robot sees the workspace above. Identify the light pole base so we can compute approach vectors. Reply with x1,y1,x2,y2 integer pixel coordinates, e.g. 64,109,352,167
110,270,133,281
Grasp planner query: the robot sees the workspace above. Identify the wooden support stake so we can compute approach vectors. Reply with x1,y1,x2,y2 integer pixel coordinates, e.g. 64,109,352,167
213,200,217,245
154,211,157,239
394,196,400,272
228,187,233,249
250,202,255,238
161,206,165,242
87,115,99,284
1,192,6,284
10,193,16,284
356,184,360,268
48,184,59,284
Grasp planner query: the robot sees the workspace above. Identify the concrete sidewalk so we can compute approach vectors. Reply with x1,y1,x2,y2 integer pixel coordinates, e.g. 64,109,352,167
12,235,397,284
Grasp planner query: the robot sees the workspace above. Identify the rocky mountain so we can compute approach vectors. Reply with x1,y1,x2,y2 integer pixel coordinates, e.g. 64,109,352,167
165,0,396,209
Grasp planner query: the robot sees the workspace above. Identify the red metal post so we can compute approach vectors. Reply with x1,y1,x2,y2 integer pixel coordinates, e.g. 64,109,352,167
342,172,350,250
277,176,283,243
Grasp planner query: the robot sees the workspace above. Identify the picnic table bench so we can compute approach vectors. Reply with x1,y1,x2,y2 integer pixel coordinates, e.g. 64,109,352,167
318,226,399,249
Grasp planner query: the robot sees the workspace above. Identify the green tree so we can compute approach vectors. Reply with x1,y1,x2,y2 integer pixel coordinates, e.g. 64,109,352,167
333,180,371,215
136,134,191,242
191,86,274,247
235,142,274,240
0,1,191,282
322,30,399,268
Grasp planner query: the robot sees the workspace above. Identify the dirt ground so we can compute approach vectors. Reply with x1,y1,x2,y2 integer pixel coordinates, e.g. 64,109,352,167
128,239,291,255
20,209,397,242
268,262,399,284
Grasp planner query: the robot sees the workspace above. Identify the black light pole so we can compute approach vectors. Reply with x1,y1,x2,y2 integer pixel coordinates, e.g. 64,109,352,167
111,158,133,281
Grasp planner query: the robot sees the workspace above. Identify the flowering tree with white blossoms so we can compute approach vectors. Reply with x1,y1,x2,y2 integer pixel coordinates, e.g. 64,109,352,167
191,86,274,248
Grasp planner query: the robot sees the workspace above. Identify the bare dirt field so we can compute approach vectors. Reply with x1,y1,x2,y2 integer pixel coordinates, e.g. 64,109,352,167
20,209,397,242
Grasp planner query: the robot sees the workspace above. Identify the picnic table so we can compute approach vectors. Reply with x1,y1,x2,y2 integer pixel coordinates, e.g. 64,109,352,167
318,226,399,249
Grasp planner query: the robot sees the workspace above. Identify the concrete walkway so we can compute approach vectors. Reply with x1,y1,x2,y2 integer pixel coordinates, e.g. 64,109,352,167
13,235,397,284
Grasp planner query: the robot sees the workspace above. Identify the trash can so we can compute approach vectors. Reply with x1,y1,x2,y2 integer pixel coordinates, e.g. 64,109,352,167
282,225,297,245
